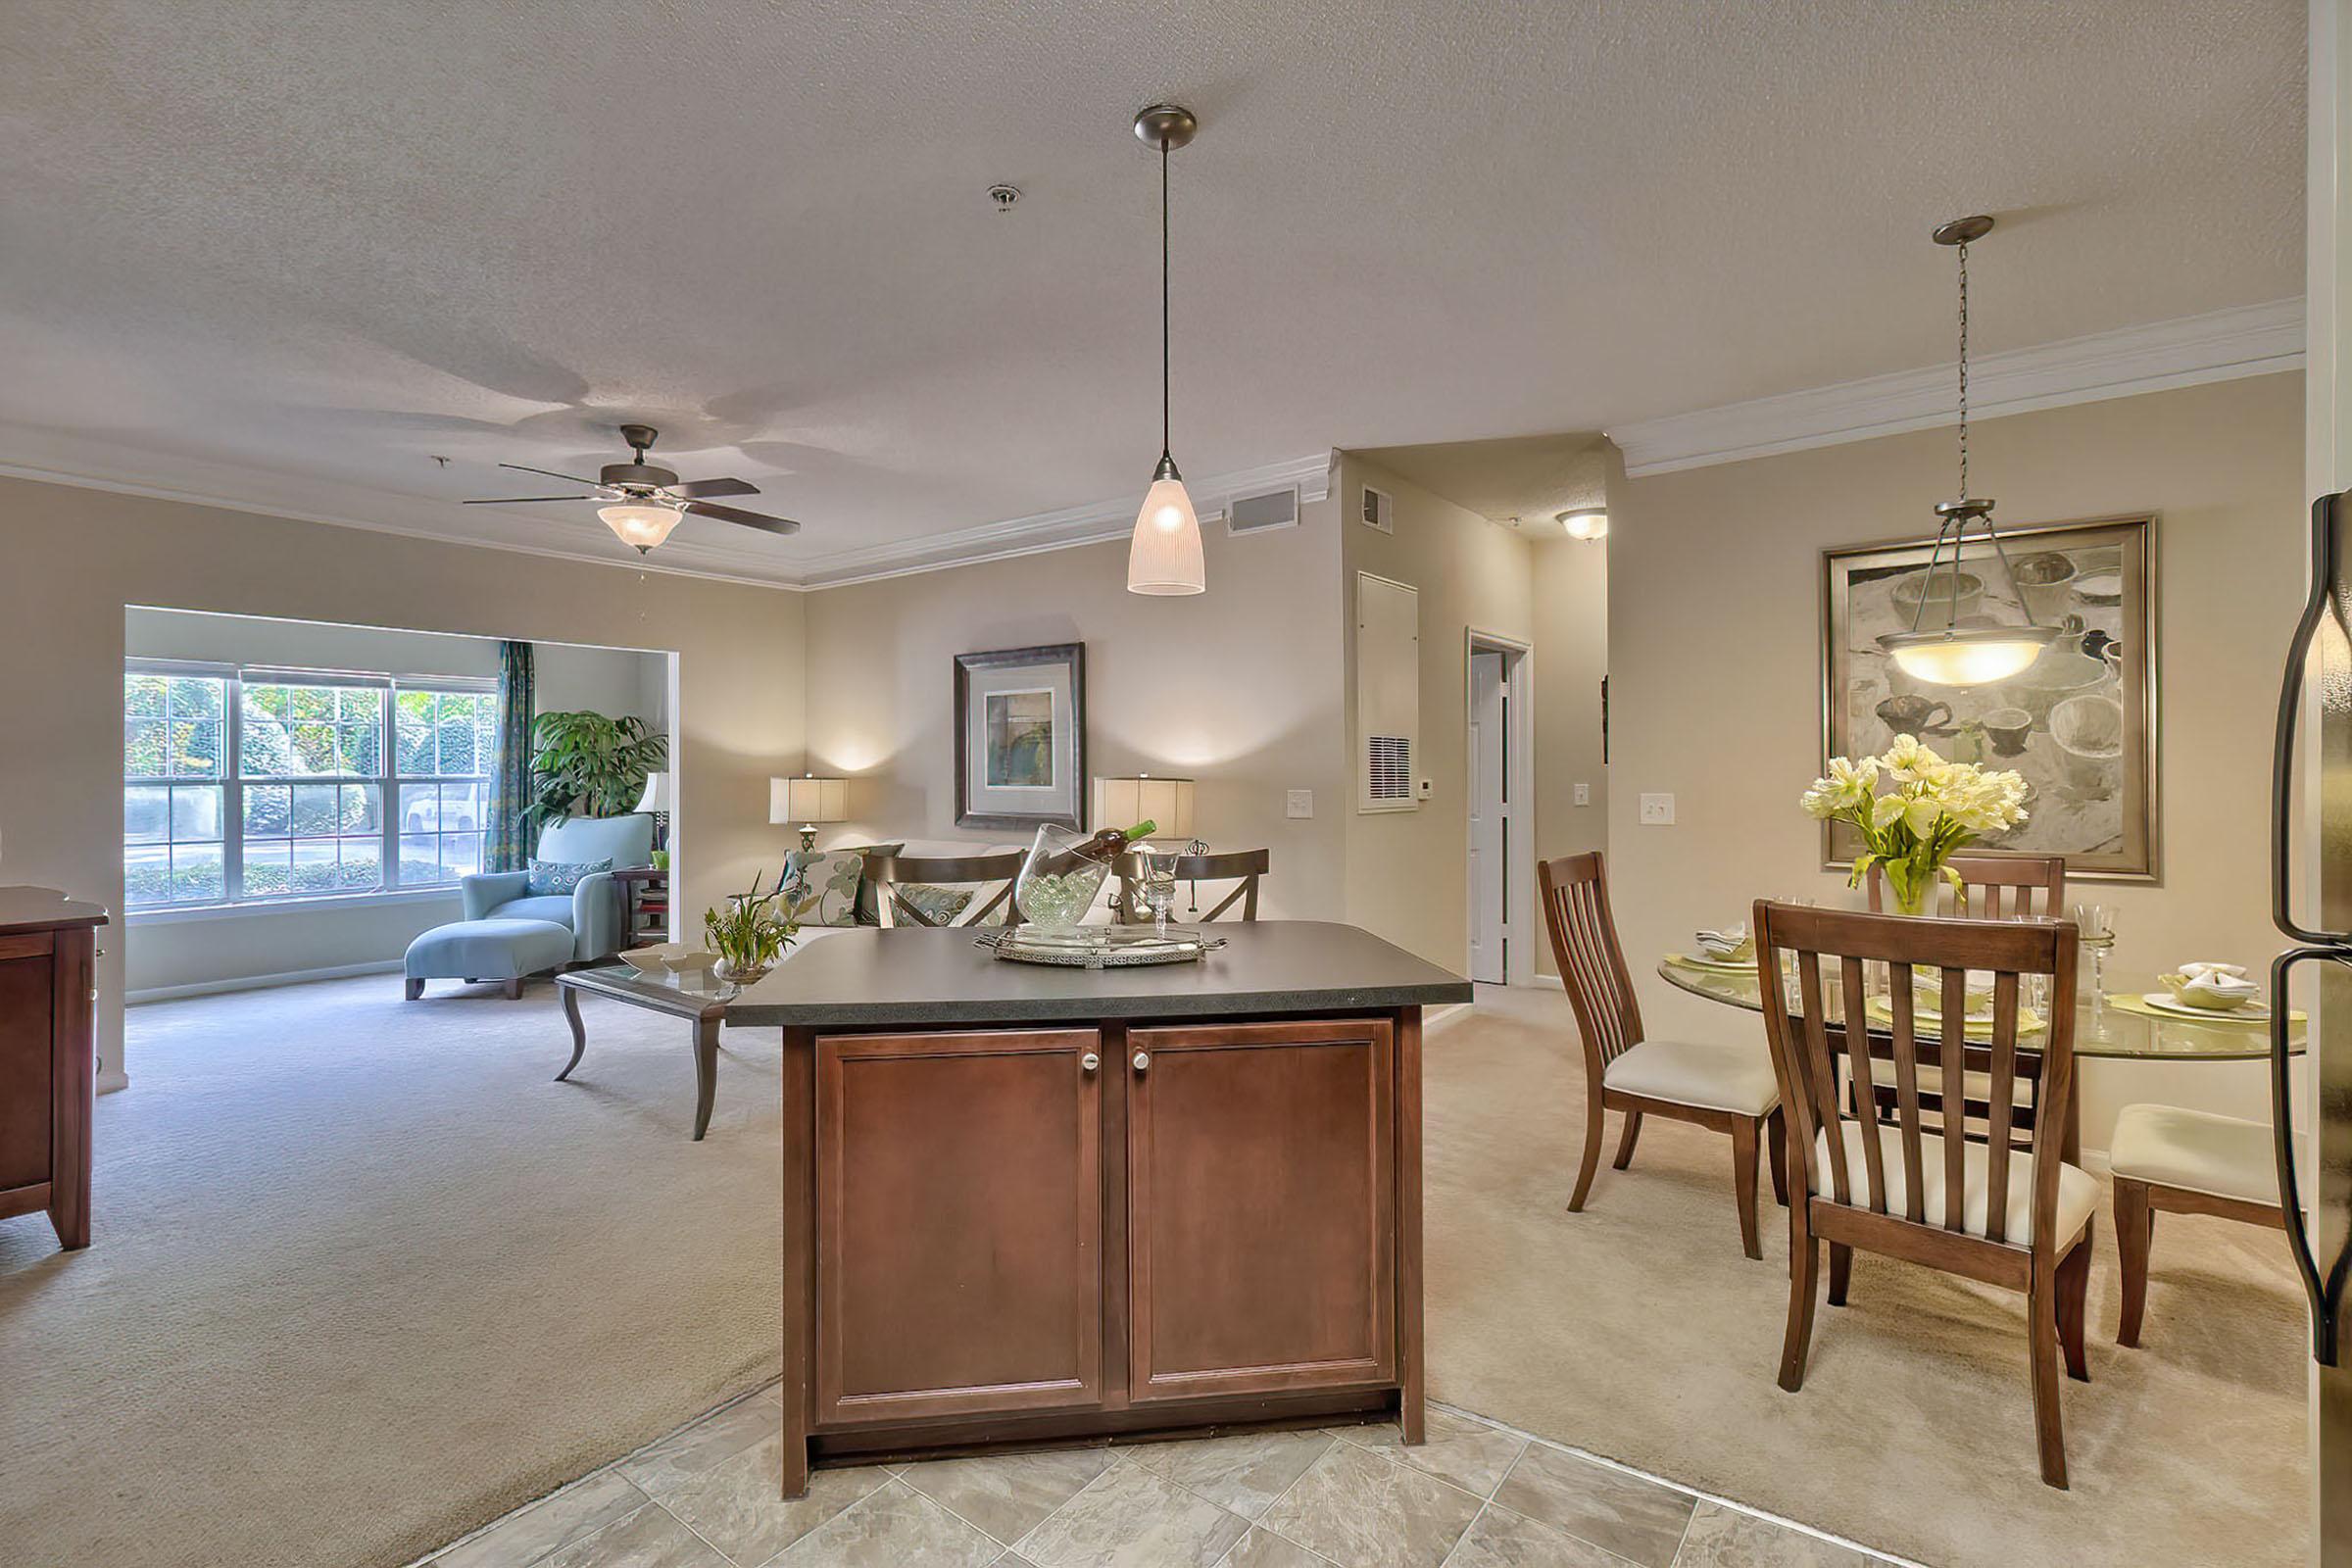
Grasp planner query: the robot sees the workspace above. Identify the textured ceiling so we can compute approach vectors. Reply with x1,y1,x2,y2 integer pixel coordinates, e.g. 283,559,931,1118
0,1,2304,581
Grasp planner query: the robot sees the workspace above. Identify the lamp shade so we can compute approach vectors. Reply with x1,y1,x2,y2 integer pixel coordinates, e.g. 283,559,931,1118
770,774,848,826
1092,774,1196,838
1126,477,1205,595
600,502,683,553
634,770,671,813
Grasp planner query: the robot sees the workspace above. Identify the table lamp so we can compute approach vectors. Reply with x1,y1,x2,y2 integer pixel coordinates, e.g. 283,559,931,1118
634,770,671,854
1091,773,1196,840
772,774,848,853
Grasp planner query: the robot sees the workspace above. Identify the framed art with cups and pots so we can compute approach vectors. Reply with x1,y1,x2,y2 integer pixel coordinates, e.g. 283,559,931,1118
1821,513,2157,881
954,642,1088,831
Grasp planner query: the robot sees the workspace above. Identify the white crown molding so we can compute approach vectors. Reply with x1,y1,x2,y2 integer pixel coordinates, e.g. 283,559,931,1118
1609,298,2305,478
0,424,1335,595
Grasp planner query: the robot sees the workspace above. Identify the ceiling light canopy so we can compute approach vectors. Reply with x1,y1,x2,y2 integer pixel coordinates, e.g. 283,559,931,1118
1557,509,1608,540
1877,217,2059,687
1127,103,1206,597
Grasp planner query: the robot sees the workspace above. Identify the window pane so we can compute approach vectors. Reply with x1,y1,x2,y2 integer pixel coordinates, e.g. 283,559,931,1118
286,723,336,776
125,786,170,844
476,704,499,769
339,784,381,835
173,843,225,903
124,844,172,906
292,839,341,894
396,693,436,776
337,839,383,890
338,721,382,776
170,785,223,843
338,687,384,725
243,840,291,897
241,710,295,775
125,674,167,717
284,684,334,722
436,707,478,773
440,832,483,880
243,784,291,837
438,782,483,833
125,718,167,779
398,783,438,834
290,784,340,835
170,719,222,778
397,833,441,885
168,677,223,719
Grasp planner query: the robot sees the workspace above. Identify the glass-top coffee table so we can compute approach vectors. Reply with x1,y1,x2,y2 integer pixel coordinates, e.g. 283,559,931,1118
554,962,743,1141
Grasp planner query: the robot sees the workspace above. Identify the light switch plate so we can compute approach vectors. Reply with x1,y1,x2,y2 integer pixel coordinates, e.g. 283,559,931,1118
1573,782,1592,807
1640,793,1676,825
1416,778,1434,801
1286,789,1314,819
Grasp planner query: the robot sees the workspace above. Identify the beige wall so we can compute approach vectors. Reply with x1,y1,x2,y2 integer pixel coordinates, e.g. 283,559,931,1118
801,497,1351,918
1605,372,2304,1151
119,609,669,996
1531,536,1610,974
1338,455,1539,972
0,475,805,1090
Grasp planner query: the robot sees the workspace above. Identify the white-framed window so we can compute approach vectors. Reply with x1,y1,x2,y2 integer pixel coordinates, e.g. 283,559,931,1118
123,661,497,911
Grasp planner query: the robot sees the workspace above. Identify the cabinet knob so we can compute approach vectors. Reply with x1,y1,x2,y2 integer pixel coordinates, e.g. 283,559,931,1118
1080,1052,1101,1072
1132,1051,1151,1073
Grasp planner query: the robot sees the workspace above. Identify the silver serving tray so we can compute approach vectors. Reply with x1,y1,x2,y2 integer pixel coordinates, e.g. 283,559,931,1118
977,926,1226,968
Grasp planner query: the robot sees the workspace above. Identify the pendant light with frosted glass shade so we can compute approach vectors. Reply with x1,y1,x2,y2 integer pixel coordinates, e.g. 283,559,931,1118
1126,105,1205,596
1876,217,2059,686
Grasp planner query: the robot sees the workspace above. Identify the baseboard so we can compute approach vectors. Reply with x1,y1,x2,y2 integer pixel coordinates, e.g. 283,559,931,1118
1424,1002,1475,1036
1520,972,1565,991
126,958,404,1004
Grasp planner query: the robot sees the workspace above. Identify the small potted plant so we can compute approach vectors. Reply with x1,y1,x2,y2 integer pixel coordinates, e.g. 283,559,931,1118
706,873,797,985
1801,734,2030,915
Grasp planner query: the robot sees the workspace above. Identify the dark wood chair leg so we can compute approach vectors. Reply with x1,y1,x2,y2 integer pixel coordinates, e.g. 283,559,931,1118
1611,1107,1643,1170
2057,1231,2092,1382
2029,1256,2070,1489
1827,1243,1852,1306
1766,1106,1788,1207
505,977,524,1000
1780,1207,1820,1393
1567,1094,1604,1212
404,976,423,1001
2114,1177,2153,1348
1732,1115,1762,1260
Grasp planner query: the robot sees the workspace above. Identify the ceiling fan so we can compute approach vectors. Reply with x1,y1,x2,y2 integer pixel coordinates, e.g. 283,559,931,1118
466,423,800,553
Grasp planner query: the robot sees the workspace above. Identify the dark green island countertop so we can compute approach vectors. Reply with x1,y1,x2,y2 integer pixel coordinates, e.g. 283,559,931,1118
723,920,1472,1029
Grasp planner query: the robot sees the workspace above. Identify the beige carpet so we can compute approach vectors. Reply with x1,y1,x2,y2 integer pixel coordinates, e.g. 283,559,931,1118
1424,984,2311,1568
0,975,782,1568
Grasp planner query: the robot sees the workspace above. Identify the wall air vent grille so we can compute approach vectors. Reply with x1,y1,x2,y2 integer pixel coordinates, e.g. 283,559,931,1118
1227,486,1299,534
1367,736,1412,802
1360,485,1394,532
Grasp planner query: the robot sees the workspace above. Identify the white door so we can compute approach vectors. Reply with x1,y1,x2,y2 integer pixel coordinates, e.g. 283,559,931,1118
1468,651,1507,983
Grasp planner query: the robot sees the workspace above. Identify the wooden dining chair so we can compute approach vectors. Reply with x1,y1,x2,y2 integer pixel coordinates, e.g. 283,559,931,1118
2109,1103,2288,1347
1113,848,1268,923
1753,900,2094,1488
867,851,1026,928
1866,852,2067,920
1539,853,1786,1259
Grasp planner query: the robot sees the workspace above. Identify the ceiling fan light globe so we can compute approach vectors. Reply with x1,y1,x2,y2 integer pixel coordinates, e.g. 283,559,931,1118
599,502,682,553
1126,476,1204,595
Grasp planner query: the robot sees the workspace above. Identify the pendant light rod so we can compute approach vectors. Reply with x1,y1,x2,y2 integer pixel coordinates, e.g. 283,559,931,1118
1126,105,1205,597
1135,104,1196,475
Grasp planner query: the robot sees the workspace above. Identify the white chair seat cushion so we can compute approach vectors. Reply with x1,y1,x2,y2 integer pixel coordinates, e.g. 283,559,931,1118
1811,1122,2097,1247
2109,1103,2282,1209
1603,1038,1779,1116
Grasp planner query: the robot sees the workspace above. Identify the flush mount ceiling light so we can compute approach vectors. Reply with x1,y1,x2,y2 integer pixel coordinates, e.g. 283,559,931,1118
1876,216,2060,687
1557,509,1608,541
1126,103,1205,597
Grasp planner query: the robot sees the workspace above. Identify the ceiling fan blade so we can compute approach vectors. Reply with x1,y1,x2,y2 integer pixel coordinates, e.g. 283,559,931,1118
684,500,801,536
498,461,602,486
464,494,590,505
667,476,760,500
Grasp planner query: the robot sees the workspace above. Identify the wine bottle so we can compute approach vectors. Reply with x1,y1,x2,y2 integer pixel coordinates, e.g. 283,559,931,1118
1076,820,1157,864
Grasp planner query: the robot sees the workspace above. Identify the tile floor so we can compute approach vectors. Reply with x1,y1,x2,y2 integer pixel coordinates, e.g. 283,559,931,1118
418,1387,1909,1568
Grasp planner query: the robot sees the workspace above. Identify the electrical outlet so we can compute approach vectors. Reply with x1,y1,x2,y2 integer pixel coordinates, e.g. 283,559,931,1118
1640,792,1676,825
1573,782,1592,807
1286,789,1314,819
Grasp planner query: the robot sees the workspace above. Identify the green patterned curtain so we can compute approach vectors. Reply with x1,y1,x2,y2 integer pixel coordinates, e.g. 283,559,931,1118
485,640,535,871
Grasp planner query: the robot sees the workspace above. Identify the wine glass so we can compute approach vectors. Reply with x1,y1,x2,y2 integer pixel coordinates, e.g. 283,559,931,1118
1140,848,1178,939
2073,903,2117,1020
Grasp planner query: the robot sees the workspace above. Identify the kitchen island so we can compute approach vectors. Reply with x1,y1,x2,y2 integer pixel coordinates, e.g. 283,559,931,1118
725,920,1472,1495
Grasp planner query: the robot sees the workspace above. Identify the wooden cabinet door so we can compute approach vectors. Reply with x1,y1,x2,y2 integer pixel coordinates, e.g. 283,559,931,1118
1127,1018,1396,1403
814,1028,1104,1426
0,935,57,1200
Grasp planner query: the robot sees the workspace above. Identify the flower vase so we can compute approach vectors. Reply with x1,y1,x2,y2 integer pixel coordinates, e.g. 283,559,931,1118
1880,862,1938,917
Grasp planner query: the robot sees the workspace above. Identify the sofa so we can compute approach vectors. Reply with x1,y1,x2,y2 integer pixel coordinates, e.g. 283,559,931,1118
459,814,657,964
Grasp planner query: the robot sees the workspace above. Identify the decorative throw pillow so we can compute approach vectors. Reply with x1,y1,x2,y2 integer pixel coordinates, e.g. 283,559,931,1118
528,857,612,896
891,883,974,927
781,848,869,927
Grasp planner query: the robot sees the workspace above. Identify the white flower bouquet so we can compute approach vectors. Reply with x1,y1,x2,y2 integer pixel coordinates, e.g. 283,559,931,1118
1801,735,2030,915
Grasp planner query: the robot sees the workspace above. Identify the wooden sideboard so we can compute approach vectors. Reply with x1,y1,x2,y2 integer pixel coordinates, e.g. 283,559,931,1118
0,887,108,1251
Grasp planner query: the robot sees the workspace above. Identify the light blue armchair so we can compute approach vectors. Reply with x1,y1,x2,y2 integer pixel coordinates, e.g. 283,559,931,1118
460,814,656,963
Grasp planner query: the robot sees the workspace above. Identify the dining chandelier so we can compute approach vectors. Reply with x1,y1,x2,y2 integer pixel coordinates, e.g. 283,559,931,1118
1876,216,2060,687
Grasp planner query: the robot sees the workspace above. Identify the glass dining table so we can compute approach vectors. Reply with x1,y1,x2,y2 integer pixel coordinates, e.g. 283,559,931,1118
1656,954,2306,1159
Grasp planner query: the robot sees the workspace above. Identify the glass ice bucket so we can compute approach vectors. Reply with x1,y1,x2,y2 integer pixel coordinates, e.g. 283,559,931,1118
1013,823,1110,931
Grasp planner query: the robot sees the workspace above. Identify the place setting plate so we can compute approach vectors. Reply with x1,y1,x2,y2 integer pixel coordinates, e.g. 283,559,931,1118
2137,991,2274,1023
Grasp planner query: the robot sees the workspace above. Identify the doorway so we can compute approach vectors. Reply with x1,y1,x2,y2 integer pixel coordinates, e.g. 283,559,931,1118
1466,632,1533,985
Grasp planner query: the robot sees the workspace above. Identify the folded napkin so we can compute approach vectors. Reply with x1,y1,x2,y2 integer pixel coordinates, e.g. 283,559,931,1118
2160,964,2263,1009
1694,925,1753,961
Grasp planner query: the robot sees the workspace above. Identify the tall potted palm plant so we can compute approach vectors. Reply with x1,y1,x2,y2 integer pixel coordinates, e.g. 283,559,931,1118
524,710,668,834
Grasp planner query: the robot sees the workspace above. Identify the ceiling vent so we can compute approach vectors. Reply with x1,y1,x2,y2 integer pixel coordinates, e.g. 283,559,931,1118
1359,485,1394,533
1226,485,1298,535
